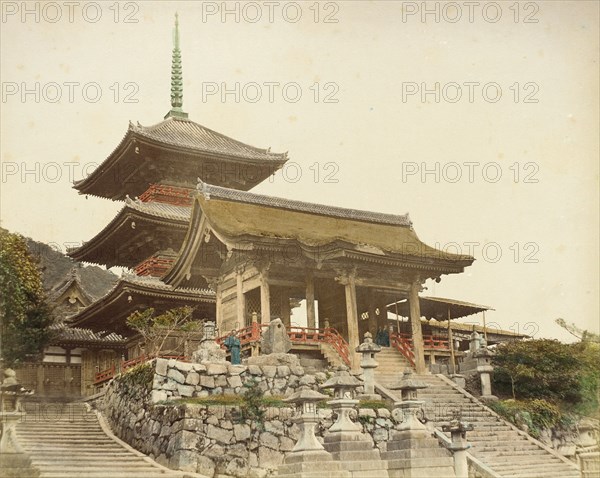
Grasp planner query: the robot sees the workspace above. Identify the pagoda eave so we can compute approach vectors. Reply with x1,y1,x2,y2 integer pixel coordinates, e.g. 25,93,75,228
68,201,190,268
74,126,288,200
68,277,215,334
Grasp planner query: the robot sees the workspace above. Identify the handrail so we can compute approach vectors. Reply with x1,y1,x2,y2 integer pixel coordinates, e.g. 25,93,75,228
216,324,350,366
390,332,416,366
94,353,189,385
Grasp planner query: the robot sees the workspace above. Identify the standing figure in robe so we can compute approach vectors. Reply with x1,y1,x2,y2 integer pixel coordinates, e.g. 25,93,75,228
224,330,241,364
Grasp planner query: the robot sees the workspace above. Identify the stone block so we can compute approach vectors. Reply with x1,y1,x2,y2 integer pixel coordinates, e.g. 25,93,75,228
207,363,228,375
178,430,198,450
359,408,377,418
200,375,216,388
155,358,168,376
175,362,193,373
167,368,186,384
276,365,291,377
185,372,200,385
234,423,251,441
290,365,305,376
215,375,228,387
196,455,216,477
226,457,249,477
162,380,177,391
259,431,280,450
228,375,243,388
207,424,233,444
229,364,247,375
377,408,391,418
248,365,262,375
192,363,207,372
177,384,194,397
151,390,167,403
299,374,316,386
262,365,277,378
258,446,284,468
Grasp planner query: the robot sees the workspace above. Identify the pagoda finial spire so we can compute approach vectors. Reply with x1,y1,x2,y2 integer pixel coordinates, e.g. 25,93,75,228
165,12,188,119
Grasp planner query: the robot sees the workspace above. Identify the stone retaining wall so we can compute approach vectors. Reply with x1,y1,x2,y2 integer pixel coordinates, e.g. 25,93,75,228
102,359,397,478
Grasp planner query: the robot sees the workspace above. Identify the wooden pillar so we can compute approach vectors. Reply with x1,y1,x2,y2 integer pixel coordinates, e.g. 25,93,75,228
448,308,456,374
236,269,245,329
260,272,271,324
368,290,378,336
281,287,291,327
343,273,360,371
306,273,316,328
215,281,223,331
409,279,427,374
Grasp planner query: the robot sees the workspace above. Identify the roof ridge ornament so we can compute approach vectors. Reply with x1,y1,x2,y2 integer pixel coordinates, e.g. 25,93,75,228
165,12,188,120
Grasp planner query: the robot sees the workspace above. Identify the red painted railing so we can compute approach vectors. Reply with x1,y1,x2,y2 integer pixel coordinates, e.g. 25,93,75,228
390,332,450,367
216,324,351,366
391,332,416,367
94,354,189,385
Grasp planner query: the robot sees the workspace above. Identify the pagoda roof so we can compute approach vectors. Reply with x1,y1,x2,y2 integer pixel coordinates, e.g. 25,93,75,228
68,198,191,268
164,181,474,287
68,274,215,334
74,117,289,199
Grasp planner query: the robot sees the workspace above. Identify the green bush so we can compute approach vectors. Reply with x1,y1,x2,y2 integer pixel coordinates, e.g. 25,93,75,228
489,398,564,439
492,339,600,412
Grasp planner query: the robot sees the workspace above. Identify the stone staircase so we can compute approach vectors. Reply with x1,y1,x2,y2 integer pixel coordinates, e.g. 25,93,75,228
14,402,193,478
374,351,580,478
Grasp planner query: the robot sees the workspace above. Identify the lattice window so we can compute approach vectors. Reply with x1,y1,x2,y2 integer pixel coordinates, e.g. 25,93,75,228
270,287,283,318
245,288,261,326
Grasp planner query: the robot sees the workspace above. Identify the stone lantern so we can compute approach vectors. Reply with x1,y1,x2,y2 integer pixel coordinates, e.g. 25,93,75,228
320,365,361,433
0,368,38,478
389,369,429,431
474,337,497,401
284,386,329,453
442,409,474,478
203,321,216,340
355,331,381,400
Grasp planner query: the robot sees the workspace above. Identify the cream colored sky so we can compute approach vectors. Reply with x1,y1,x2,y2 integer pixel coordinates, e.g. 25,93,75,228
1,1,598,341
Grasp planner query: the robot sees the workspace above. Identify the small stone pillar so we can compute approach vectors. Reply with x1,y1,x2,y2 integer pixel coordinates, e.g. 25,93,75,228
285,387,329,453
468,331,481,356
474,339,497,401
320,366,389,477
389,369,429,432
277,387,350,478
355,331,382,400
320,366,361,434
442,410,474,478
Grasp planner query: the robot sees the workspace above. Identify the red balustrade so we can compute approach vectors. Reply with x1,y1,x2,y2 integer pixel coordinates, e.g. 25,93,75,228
93,353,189,385
390,331,450,367
391,332,416,367
216,324,351,366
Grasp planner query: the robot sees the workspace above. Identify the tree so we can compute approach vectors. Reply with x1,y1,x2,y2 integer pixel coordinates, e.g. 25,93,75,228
125,306,203,357
0,229,54,367
492,339,600,411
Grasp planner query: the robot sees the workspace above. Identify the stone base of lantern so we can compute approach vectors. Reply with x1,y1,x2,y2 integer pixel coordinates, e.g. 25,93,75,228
275,450,351,478
381,430,456,478
324,432,389,478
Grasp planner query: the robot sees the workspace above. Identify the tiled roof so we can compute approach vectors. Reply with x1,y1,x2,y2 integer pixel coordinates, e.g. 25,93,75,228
197,180,412,227
50,324,126,343
132,117,288,162
124,197,192,221
119,273,214,297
